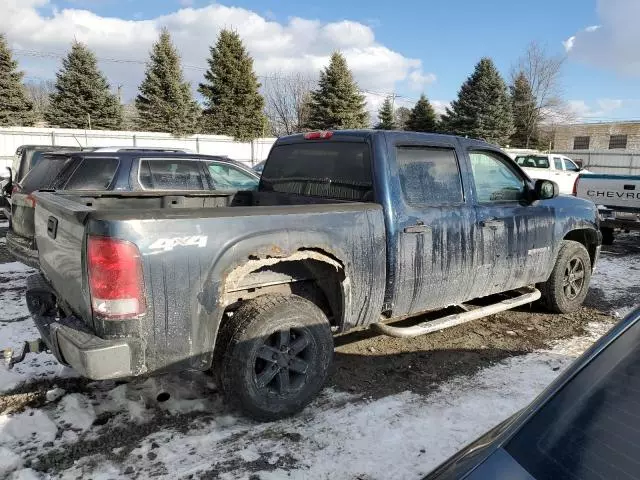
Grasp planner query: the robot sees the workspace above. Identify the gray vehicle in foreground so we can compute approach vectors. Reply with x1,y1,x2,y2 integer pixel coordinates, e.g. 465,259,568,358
25,130,601,420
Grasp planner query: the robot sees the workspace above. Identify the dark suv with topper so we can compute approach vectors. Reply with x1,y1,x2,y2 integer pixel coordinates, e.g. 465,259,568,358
25,130,601,420
6,151,258,267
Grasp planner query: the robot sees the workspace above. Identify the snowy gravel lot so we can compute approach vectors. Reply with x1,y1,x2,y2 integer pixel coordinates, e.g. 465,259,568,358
0,221,638,479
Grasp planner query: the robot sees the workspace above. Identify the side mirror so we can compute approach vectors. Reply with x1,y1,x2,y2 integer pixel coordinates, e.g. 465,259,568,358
2,167,13,197
574,160,583,169
534,179,559,200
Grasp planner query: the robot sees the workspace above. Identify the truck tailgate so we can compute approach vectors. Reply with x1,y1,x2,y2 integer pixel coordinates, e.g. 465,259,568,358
576,174,640,210
34,193,94,325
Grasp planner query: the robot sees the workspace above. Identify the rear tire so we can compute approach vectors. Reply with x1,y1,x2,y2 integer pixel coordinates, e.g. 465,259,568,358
601,227,614,246
215,294,333,421
540,240,592,313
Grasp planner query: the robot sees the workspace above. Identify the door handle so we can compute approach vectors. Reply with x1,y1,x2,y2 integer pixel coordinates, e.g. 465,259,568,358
480,219,502,229
47,216,58,239
404,222,430,234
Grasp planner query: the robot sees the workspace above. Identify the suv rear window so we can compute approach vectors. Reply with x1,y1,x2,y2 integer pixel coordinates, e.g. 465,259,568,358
514,155,550,169
139,159,206,190
20,155,73,193
63,157,120,190
260,142,373,201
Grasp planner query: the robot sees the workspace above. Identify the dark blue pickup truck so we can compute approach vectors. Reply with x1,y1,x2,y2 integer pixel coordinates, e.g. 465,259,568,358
26,130,601,420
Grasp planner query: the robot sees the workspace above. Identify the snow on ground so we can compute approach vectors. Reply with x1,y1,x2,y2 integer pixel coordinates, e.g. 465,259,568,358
0,261,73,391
1,321,612,480
588,232,640,318
0,233,637,479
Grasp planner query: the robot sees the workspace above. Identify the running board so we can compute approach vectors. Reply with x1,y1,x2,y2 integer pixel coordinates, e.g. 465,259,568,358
371,287,541,338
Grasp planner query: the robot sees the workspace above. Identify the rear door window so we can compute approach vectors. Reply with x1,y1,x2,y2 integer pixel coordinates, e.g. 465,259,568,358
139,159,206,190
554,157,564,170
62,158,120,190
397,146,463,205
20,155,74,193
260,142,373,201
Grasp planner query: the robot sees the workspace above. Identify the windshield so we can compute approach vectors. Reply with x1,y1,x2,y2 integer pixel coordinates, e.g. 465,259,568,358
260,141,373,201
514,155,550,169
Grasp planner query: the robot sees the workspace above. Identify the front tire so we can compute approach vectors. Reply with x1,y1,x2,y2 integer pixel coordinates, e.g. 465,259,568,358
540,240,592,313
216,294,333,421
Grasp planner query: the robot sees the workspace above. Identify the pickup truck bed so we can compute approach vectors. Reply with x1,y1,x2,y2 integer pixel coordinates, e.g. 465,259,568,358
575,173,640,244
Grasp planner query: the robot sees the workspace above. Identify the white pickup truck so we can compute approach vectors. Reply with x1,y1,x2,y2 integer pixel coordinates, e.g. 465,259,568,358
513,153,587,195
574,174,640,244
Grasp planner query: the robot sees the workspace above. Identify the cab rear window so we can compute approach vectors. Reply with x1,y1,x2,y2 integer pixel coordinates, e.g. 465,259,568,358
260,142,373,201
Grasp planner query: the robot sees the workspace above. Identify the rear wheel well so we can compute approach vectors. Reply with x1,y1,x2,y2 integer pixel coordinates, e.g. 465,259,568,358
563,229,599,267
222,255,345,329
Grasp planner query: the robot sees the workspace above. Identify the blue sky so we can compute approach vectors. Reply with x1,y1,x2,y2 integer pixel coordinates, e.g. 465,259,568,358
7,0,640,120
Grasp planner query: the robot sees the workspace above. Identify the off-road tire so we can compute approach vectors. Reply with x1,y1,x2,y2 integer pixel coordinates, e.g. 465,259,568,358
601,227,615,246
215,294,333,421
540,240,591,313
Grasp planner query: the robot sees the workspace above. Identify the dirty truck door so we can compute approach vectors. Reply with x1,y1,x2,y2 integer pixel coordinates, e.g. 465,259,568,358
466,148,555,296
389,137,477,316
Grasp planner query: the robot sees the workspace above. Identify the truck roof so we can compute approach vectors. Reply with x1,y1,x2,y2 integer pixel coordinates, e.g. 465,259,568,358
275,129,500,149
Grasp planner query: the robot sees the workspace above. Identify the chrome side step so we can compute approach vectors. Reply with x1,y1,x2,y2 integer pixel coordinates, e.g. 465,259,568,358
371,287,541,338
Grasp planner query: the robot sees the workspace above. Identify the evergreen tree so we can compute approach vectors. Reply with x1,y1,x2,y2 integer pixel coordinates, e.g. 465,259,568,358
306,52,368,130
440,58,513,145
45,41,122,129
199,30,266,141
0,35,35,126
395,106,411,130
510,71,537,147
375,96,396,130
406,94,438,132
136,29,199,136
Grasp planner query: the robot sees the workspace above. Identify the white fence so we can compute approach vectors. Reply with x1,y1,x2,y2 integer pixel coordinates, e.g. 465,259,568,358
0,126,277,171
552,150,640,176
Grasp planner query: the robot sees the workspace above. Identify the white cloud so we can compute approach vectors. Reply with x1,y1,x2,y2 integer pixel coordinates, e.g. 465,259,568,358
565,0,640,75
407,70,437,91
562,36,575,52
1,1,436,106
431,100,450,116
567,98,623,120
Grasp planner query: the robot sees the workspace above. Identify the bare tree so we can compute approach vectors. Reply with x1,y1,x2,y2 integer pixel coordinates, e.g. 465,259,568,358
263,72,316,136
24,79,56,123
512,42,566,147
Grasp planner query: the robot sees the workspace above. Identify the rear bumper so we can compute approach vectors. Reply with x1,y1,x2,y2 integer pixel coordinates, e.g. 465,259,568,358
26,274,142,380
6,230,39,268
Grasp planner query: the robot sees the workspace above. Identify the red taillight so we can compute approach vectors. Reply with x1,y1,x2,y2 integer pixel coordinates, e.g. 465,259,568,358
87,236,146,320
304,131,333,140
25,194,36,208
572,177,579,196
